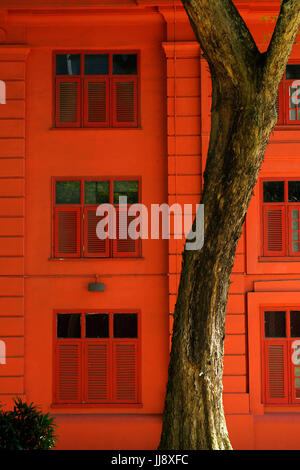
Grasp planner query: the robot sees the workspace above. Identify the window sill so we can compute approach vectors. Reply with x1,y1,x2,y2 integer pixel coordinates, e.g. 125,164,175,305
51,403,143,409
258,256,300,262
48,257,144,261
263,404,300,413
49,127,143,131
273,125,300,131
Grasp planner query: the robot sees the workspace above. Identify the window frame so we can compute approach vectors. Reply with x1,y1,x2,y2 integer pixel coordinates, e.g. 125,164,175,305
52,50,140,129
248,290,300,415
52,176,142,259
52,309,141,406
261,177,300,259
261,307,300,405
276,60,300,128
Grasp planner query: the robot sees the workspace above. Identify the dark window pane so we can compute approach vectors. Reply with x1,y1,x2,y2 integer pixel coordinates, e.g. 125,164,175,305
264,311,286,338
84,54,109,75
85,313,109,338
56,54,81,75
55,181,81,204
113,180,139,204
288,181,300,202
57,313,81,338
286,65,300,80
113,54,137,75
291,311,300,337
263,181,284,203
113,313,137,338
84,181,110,204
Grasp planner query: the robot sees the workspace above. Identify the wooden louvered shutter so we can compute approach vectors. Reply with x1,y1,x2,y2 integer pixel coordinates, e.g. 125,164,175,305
112,207,140,257
54,207,81,258
56,78,81,127
84,78,109,127
55,341,81,403
263,205,286,256
85,341,109,402
286,79,300,125
112,77,138,127
288,206,300,256
112,341,138,403
84,206,109,257
264,340,289,404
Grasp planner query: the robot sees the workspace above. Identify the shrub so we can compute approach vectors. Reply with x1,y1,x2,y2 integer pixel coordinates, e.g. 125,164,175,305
0,397,57,450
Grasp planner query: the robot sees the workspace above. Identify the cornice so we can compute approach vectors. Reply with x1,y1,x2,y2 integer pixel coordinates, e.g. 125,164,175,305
0,1,283,27
162,41,200,58
0,0,282,10
0,45,30,59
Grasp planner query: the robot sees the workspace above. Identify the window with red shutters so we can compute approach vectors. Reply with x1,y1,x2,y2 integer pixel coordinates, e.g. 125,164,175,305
54,311,140,405
83,78,109,127
55,78,81,128
53,177,140,259
55,341,82,403
54,52,139,128
263,205,285,257
54,207,81,258
112,208,140,258
262,309,300,404
112,77,138,128
286,79,300,125
85,341,109,402
264,340,289,404
276,63,300,126
262,179,300,258
112,342,138,402
84,206,110,258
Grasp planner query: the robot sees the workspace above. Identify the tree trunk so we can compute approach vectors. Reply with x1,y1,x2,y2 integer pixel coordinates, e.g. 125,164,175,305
159,0,300,450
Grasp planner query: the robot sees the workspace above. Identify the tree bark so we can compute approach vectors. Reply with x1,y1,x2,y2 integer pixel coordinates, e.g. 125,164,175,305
159,0,300,450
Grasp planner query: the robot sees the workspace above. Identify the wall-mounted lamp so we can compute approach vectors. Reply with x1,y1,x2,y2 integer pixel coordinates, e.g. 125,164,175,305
88,275,105,292
88,282,105,292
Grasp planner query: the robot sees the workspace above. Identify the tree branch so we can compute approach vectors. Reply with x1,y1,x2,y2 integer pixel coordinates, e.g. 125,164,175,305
263,0,300,95
181,0,260,85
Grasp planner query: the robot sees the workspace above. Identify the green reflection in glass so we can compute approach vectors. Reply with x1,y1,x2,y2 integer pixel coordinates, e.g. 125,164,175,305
113,180,139,204
84,181,110,204
56,181,81,204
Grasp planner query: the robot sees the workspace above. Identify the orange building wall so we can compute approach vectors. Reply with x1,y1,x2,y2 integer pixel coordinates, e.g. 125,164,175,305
0,0,300,450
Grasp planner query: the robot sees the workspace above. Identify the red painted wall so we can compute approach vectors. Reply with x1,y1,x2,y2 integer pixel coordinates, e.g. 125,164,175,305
0,0,300,450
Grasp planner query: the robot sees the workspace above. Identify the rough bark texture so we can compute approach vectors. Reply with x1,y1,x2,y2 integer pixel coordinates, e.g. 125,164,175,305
159,0,300,450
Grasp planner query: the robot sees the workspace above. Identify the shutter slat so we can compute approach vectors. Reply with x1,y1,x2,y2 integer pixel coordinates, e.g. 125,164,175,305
84,206,109,257
86,342,109,402
113,342,137,402
84,78,109,127
264,340,289,404
263,205,285,256
55,342,81,403
112,77,137,127
56,78,81,127
54,207,81,258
